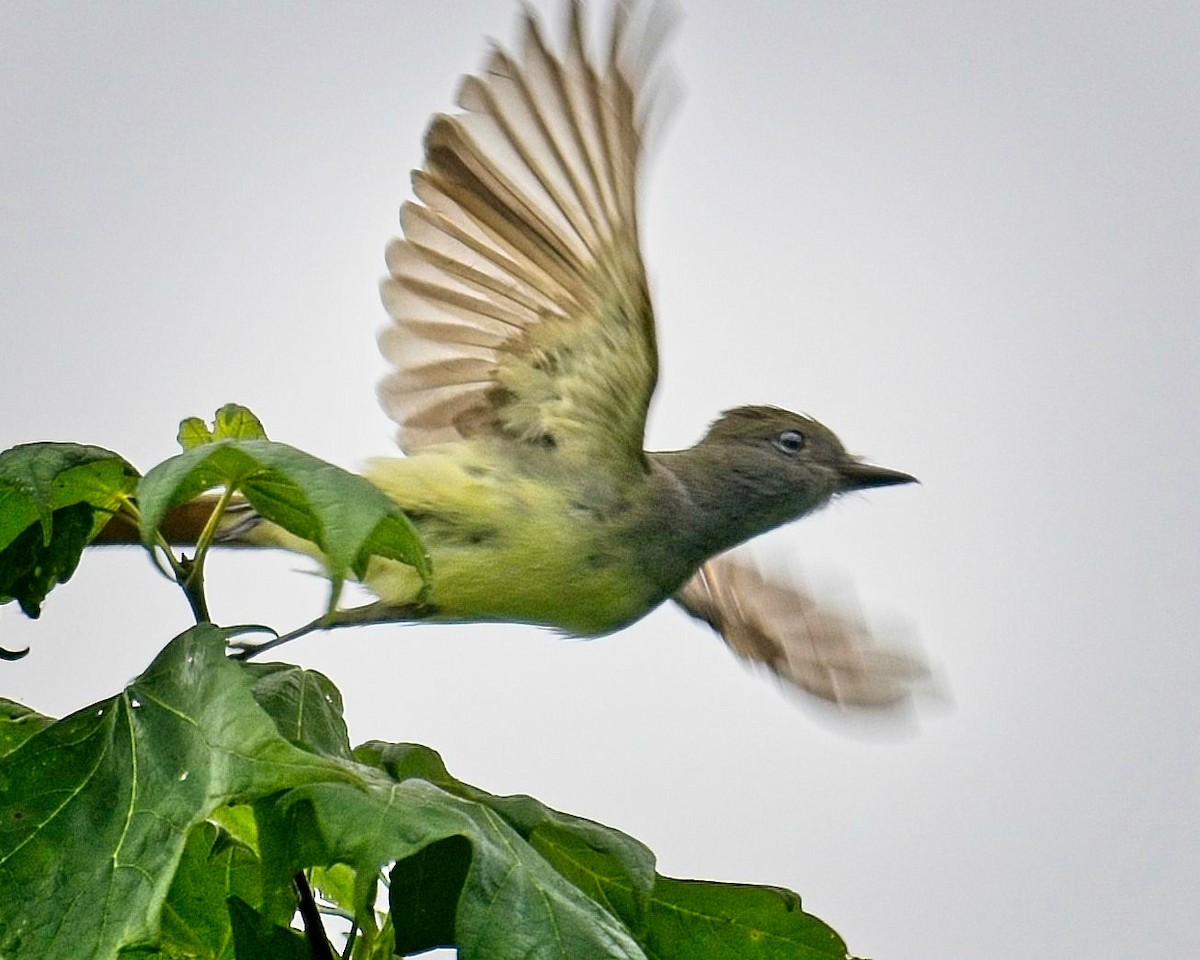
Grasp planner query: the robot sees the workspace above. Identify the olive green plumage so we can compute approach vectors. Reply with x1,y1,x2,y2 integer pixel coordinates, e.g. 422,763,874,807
240,2,921,704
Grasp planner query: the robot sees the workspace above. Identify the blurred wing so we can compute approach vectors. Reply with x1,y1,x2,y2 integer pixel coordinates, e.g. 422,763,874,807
674,552,930,708
379,2,675,466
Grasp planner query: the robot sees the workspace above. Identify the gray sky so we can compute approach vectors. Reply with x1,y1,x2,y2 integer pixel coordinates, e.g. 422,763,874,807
3,2,1198,958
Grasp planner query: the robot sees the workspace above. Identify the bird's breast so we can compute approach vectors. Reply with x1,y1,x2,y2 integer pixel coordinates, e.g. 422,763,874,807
360,449,664,635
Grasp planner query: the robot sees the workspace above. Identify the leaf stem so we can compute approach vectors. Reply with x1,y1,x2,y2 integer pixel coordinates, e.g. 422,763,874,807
339,921,358,959
179,556,211,623
192,486,235,560
179,486,235,624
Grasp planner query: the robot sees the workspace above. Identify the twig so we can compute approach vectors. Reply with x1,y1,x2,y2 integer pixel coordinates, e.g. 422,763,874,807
294,871,336,960
228,600,435,660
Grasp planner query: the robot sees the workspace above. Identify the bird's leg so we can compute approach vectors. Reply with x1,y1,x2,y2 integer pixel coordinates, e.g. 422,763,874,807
228,600,437,660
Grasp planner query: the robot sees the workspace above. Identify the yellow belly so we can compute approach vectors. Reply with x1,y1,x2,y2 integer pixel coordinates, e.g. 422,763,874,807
358,446,656,635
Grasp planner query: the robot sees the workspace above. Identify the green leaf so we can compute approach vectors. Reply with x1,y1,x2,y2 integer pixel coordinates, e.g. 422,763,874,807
242,661,353,760
0,442,138,551
226,897,309,960
208,804,260,863
355,739,455,785
135,444,266,546
178,404,268,449
177,418,211,450
234,441,428,581
0,625,361,960
531,825,849,960
529,824,647,933
360,742,849,959
390,834,473,955
254,779,648,960
0,624,852,960
137,438,430,588
0,443,139,620
0,699,54,760
154,820,264,959
0,501,93,618
642,878,849,960
308,862,358,918
357,741,657,904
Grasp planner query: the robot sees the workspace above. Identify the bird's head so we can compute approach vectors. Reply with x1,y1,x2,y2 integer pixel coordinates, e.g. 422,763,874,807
693,405,916,535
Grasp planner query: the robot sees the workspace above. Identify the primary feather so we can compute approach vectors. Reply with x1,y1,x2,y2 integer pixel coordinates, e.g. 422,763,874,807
196,2,924,710
378,2,669,465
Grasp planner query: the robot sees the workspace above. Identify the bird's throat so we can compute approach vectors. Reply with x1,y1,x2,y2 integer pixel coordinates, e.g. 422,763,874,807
632,449,825,595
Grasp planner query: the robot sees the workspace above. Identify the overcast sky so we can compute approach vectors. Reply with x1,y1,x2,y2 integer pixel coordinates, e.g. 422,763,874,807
2,2,1197,958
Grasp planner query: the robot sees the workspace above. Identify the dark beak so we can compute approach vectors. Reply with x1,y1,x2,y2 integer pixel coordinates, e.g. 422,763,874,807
837,459,918,492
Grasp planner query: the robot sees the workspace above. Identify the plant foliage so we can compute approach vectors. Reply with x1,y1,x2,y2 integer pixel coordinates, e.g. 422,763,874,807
0,406,857,959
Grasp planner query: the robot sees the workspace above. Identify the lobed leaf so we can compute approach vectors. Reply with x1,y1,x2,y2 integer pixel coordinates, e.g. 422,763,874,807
535,822,849,960
152,821,264,959
0,443,139,620
0,625,360,960
0,501,93,618
254,779,648,960
0,442,138,551
389,834,473,954
641,877,850,960
358,741,657,904
178,404,268,449
0,699,54,760
226,897,309,960
1,630,852,960
361,741,851,959
137,437,429,588
242,661,353,761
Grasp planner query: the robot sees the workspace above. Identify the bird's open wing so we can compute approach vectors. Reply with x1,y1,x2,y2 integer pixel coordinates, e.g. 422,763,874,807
379,3,673,467
674,552,930,708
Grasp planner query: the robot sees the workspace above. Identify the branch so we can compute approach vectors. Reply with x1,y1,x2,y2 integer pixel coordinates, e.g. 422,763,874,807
228,600,435,660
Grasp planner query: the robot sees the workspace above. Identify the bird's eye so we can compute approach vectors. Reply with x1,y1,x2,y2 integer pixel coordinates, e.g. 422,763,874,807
773,429,805,454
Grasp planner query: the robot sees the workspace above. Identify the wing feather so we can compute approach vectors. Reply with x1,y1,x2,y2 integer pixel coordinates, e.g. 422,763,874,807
379,1,674,460
675,552,931,709
399,198,572,317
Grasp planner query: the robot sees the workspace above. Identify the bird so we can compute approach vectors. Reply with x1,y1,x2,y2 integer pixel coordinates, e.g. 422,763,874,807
107,1,926,707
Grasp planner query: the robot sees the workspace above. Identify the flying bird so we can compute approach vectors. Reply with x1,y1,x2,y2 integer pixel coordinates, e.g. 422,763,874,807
113,2,927,707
